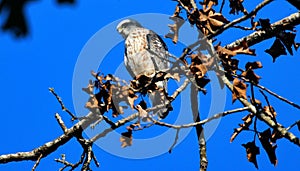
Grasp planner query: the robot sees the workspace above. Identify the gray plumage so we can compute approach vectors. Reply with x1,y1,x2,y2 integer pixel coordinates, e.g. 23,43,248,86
117,19,171,119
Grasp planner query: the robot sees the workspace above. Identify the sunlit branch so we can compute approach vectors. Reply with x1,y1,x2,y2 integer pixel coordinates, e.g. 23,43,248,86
168,128,180,153
207,0,274,39
219,74,300,146
49,88,77,121
90,78,191,143
228,70,300,110
225,12,300,49
150,107,250,129
31,154,42,171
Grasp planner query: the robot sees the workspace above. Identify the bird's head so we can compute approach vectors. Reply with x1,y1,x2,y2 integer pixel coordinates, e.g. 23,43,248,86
116,19,142,38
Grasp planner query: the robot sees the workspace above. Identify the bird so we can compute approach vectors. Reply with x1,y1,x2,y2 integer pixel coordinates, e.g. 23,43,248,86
116,19,171,119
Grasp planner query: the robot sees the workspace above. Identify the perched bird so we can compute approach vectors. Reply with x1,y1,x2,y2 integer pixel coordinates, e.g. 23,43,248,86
116,19,171,119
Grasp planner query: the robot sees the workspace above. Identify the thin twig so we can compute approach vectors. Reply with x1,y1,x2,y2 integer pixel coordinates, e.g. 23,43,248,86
91,151,100,167
151,107,250,129
287,120,300,131
219,0,225,13
31,154,42,171
55,113,68,133
257,84,300,110
90,116,104,129
229,71,300,111
219,72,300,146
207,0,274,39
259,90,277,123
190,83,207,171
90,78,191,143
250,84,258,141
49,88,77,121
168,128,180,153
225,12,300,49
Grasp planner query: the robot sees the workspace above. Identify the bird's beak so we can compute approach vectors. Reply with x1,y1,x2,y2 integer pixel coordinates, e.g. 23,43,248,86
117,27,123,34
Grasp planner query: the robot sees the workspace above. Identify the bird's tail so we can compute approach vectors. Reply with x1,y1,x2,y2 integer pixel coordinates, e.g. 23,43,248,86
149,80,172,119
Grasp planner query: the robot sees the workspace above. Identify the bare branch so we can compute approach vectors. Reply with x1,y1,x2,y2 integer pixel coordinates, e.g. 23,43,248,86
0,112,100,163
168,128,180,153
225,12,300,49
287,120,300,131
190,83,207,171
90,78,191,143
55,113,68,133
151,107,250,129
230,72,300,110
208,0,274,39
31,154,42,171
219,73,300,146
257,84,300,110
49,88,77,121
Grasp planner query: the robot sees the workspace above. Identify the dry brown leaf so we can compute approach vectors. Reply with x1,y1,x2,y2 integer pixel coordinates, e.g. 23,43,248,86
82,79,94,95
198,9,229,34
85,95,99,111
242,69,261,84
271,129,283,143
265,38,287,62
242,141,260,169
190,64,208,79
127,89,138,109
232,78,247,103
229,0,247,15
136,104,148,119
230,113,254,142
251,98,262,106
165,12,185,44
259,128,278,166
164,73,180,82
215,43,237,57
200,0,218,12
120,131,133,148
245,61,263,70
230,40,256,56
278,32,297,55
91,70,104,83
263,106,277,119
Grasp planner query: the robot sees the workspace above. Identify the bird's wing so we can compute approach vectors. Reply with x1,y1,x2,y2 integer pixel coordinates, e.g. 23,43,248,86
146,30,169,71
124,45,136,78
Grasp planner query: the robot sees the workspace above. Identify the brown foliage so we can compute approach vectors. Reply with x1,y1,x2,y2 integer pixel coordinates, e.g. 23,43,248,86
242,141,260,169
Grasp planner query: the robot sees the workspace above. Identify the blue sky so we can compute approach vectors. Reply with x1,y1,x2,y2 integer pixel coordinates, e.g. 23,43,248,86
0,0,300,171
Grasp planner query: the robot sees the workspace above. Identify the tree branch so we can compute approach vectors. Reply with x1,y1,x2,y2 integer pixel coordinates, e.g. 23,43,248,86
208,0,274,39
151,107,250,129
219,74,300,146
190,83,207,171
0,112,100,163
225,11,300,49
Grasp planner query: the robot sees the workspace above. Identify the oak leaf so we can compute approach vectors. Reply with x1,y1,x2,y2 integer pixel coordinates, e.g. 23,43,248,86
259,128,278,166
263,106,277,119
242,69,261,84
120,131,133,148
245,61,263,70
82,79,94,95
242,141,260,169
265,38,287,62
229,40,256,56
232,78,247,103
230,113,254,142
278,32,296,55
229,0,247,15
